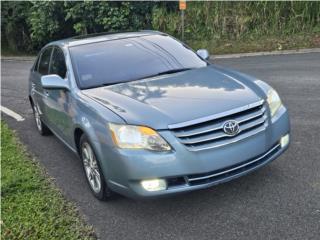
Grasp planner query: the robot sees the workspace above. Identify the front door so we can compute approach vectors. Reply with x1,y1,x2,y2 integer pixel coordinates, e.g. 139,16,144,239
43,47,74,145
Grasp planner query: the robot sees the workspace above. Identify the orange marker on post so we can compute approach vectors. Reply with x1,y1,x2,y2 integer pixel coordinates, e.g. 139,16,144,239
179,0,186,40
179,0,187,10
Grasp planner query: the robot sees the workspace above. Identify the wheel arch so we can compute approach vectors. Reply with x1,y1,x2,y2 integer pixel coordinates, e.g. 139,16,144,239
73,124,103,157
74,127,84,155
29,95,34,106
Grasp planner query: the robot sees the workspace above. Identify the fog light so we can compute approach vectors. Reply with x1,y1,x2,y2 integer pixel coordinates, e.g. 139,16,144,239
280,134,290,148
141,179,167,191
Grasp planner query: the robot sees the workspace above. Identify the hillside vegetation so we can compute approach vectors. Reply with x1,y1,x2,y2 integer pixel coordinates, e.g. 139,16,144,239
1,1,320,55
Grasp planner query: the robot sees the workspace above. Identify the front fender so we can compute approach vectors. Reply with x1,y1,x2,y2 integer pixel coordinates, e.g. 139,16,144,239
72,92,125,179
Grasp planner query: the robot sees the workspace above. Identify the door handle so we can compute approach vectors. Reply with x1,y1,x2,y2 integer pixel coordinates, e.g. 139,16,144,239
31,83,36,95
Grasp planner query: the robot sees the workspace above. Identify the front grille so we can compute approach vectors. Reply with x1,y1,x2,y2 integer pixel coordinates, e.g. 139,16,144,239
170,100,268,151
186,142,281,186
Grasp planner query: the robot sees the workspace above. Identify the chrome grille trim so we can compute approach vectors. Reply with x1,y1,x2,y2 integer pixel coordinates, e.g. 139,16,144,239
239,115,267,131
237,106,266,124
174,106,266,138
179,131,228,144
184,124,266,151
168,99,264,129
171,100,268,151
179,116,267,145
187,143,281,182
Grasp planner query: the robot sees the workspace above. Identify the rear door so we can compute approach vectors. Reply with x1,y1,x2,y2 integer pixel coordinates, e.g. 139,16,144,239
30,47,53,126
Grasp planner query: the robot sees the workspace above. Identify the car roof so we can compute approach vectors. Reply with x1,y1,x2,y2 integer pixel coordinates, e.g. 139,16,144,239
46,30,165,48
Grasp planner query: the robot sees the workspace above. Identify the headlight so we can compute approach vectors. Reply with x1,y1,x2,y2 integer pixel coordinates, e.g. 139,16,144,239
109,123,171,151
267,88,282,117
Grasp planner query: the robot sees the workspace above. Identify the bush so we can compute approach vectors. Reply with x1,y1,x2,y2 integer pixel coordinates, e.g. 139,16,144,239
28,1,71,50
152,1,320,40
1,1,155,53
1,1,33,52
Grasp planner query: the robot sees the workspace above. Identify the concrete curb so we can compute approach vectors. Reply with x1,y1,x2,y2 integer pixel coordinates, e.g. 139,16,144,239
1,56,36,62
212,48,320,59
1,48,320,62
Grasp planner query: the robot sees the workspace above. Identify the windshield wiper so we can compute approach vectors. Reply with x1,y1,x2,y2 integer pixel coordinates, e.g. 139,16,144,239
101,81,128,87
156,68,193,76
95,68,193,88
134,68,193,81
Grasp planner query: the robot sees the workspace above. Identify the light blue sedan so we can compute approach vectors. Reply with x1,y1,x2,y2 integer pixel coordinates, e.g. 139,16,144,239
29,31,290,200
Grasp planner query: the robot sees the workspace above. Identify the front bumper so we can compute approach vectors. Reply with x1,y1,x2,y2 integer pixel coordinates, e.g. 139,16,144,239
100,106,290,198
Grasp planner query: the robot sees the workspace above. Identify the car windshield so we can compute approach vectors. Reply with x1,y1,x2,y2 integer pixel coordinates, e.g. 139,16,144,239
69,34,207,89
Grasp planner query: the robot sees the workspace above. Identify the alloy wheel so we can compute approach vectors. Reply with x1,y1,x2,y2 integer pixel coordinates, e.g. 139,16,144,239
81,142,102,193
33,105,42,132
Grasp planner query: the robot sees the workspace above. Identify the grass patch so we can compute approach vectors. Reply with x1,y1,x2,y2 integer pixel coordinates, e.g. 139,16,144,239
187,33,320,55
1,122,96,240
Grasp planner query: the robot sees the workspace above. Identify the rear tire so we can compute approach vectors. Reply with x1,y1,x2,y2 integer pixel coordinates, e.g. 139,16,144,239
79,134,114,201
32,103,51,136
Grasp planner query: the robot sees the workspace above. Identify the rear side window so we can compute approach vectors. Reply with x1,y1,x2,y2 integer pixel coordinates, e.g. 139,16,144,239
50,48,67,79
38,48,52,75
33,55,40,72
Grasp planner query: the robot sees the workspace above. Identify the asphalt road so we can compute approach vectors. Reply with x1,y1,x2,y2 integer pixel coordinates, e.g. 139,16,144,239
2,53,320,240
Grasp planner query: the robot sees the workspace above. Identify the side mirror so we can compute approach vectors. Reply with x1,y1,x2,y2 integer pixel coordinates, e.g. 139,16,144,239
196,49,210,60
41,74,70,91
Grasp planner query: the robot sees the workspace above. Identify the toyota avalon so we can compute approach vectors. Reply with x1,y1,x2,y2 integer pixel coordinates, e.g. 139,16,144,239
29,31,290,200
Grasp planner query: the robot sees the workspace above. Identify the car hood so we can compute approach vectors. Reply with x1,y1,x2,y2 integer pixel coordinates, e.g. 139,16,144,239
82,66,266,130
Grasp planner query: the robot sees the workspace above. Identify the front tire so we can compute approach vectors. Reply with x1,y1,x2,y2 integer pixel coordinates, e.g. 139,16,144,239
80,134,114,201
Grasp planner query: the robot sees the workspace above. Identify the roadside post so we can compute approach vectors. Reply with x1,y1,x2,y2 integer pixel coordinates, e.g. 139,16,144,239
179,0,186,40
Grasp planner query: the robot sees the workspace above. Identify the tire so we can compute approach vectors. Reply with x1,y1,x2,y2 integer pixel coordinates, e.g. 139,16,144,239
79,134,114,201
32,103,51,136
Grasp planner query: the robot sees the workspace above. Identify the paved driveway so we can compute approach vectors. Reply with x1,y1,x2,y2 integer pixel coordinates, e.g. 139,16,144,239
1,53,320,240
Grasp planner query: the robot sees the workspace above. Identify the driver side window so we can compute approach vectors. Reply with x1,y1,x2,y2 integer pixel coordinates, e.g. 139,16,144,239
38,47,53,76
49,47,67,79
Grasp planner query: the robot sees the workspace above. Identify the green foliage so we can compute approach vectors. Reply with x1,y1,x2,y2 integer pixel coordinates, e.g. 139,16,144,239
1,1,319,54
28,1,70,49
1,1,32,52
1,122,96,239
1,1,154,53
152,1,320,40
152,6,180,34
64,1,132,34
